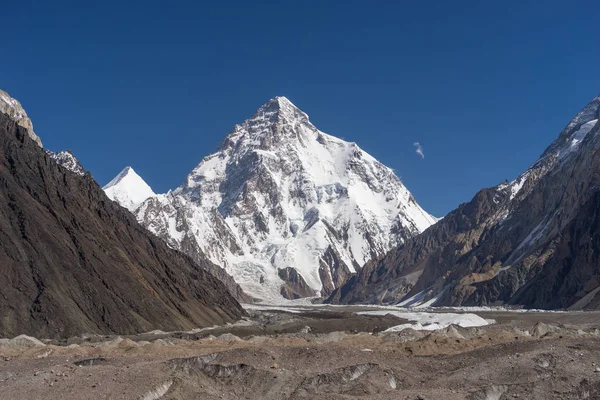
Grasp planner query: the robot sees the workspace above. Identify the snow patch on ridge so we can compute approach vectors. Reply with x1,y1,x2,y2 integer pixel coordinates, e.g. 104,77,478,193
128,96,437,301
46,150,86,176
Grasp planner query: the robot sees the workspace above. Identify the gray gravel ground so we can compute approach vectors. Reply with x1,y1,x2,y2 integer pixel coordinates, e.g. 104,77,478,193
2,308,600,399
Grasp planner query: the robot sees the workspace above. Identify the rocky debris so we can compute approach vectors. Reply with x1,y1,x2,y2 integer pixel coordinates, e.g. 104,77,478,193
118,338,140,348
74,357,107,367
247,335,270,343
530,322,562,337
293,363,379,396
299,326,312,334
34,349,53,359
138,380,173,400
145,330,167,335
314,331,346,344
2,311,600,399
104,337,124,347
438,325,466,340
468,385,508,400
0,108,245,339
377,327,426,343
0,335,46,349
565,379,600,400
168,354,220,374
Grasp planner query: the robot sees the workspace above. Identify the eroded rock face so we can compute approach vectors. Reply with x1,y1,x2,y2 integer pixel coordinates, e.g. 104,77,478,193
129,96,436,301
330,94,600,310
0,110,245,338
45,150,86,176
278,267,317,299
0,89,42,148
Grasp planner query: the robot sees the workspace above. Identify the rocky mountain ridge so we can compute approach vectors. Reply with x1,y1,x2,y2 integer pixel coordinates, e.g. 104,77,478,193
329,94,600,310
0,89,42,147
0,91,245,338
46,150,86,176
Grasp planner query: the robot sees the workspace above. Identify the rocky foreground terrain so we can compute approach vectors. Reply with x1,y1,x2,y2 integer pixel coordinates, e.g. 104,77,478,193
2,307,600,399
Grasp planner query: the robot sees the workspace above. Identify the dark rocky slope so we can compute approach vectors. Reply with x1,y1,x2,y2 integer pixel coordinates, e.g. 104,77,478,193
329,94,600,310
0,110,244,338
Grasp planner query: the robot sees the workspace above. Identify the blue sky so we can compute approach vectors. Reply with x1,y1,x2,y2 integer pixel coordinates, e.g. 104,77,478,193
2,1,599,216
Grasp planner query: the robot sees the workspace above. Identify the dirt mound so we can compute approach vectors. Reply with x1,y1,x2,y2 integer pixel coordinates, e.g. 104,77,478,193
0,335,46,349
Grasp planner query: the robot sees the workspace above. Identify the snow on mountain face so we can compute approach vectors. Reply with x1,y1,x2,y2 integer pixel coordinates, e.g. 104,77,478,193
133,96,436,301
0,89,42,148
496,95,600,210
103,167,156,212
46,150,86,176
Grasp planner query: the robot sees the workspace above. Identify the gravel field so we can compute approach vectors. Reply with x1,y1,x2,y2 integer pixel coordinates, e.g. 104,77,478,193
2,307,600,399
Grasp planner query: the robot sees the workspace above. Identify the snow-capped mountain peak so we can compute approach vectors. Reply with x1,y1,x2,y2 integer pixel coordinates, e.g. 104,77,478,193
215,96,310,153
103,167,155,212
127,97,437,301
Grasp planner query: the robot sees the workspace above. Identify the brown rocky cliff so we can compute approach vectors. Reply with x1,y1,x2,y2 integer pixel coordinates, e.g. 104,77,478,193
0,111,245,338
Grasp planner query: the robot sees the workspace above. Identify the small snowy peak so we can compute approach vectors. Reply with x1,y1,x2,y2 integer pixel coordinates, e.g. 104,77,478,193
357,309,492,332
0,89,43,148
46,150,86,176
104,167,156,212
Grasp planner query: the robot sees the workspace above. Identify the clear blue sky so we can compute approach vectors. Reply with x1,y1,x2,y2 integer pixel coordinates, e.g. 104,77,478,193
2,1,599,216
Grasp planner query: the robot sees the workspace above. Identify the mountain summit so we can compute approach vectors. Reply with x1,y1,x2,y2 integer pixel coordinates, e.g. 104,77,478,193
121,97,436,301
104,166,156,212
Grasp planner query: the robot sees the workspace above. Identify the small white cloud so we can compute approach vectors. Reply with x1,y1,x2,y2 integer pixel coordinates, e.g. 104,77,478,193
413,142,424,159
